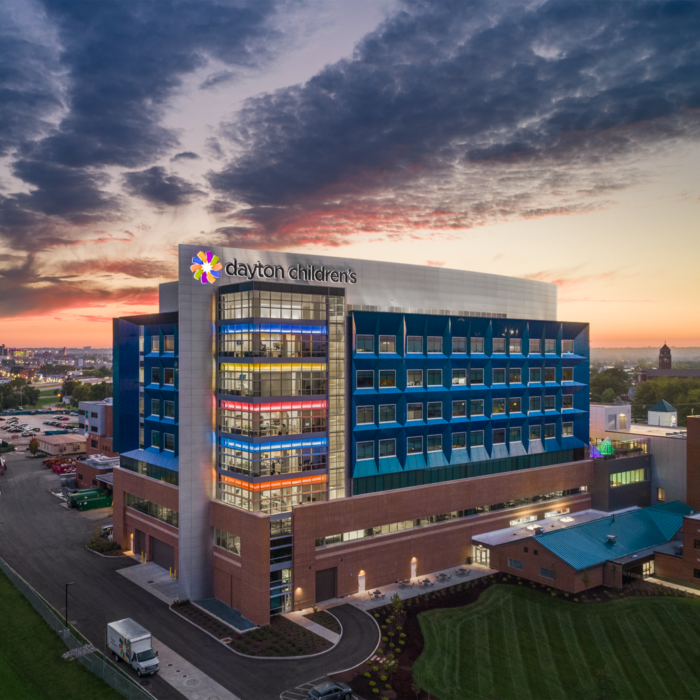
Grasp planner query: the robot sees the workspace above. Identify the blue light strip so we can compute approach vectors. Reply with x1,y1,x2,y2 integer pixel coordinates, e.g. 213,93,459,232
221,323,327,335
220,436,329,452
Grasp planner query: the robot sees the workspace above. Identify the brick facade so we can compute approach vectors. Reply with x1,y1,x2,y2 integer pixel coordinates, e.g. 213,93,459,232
687,417,700,510
655,515,700,587
291,459,593,609
75,460,113,491
86,435,116,457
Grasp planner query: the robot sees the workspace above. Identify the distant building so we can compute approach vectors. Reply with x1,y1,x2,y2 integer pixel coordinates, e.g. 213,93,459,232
62,347,67,356
636,343,700,382
79,398,116,457
17,368,35,380
648,400,677,428
38,434,86,456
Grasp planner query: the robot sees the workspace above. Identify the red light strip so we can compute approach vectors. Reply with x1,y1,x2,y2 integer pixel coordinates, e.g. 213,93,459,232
220,474,327,492
219,400,327,413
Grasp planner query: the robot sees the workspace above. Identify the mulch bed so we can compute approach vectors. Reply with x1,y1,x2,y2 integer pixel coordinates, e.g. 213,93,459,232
332,573,695,699
303,610,341,634
172,601,333,657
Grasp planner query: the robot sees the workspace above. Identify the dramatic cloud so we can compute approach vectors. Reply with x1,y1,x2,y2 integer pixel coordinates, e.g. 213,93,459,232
210,0,700,243
123,167,206,207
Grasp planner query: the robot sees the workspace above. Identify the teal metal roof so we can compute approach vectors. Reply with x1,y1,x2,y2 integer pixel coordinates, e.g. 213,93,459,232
535,502,693,571
650,399,676,412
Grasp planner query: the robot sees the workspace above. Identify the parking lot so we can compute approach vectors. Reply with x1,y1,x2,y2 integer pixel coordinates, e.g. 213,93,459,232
0,411,81,450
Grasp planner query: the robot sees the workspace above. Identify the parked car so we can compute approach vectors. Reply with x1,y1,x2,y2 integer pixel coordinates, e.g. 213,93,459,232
21,432,32,437
70,411,79,416
307,682,352,700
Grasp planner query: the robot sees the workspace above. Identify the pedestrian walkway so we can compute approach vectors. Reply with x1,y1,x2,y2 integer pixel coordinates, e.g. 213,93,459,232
646,576,700,597
319,563,496,612
283,610,340,644
154,635,241,700
117,560,179,605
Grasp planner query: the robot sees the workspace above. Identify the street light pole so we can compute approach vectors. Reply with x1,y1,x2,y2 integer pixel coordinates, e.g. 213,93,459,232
65,582,74,629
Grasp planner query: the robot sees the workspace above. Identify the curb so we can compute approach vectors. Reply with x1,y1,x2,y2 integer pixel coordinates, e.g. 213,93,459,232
328,606,381,676
85,546,125,559
169,604,343,660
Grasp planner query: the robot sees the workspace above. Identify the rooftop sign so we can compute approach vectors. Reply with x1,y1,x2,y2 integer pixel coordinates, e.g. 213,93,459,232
224,259,356,284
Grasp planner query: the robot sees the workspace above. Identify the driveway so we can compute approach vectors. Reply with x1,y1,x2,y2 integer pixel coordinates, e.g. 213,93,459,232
0,452,378,700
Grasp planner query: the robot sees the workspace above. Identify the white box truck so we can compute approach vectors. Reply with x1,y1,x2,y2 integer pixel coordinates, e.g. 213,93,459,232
107,618,159,677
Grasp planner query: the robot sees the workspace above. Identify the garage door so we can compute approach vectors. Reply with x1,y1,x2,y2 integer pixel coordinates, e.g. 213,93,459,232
134,529,146,558
315,567,337,603
150,537,175,572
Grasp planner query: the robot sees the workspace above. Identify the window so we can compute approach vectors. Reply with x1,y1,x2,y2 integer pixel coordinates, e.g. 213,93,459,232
164,335,175,352
562,395,573,410
453,432,466,448
509,397,521,414
562,422,573,437
379,335,396,353
544,395,555,410
657,487,666,502
139,427,144,447
509,368,521,384
562,340,574,354
357,441,374,460
406,369,423,387
452,369,466,385
164,368,174,385
529,339,541,354
215,529,241,555
471,337,484,353
452,400,466,417
695,540,700,550
545,339,556,353
139,365,144,384
407,403,423,421
164,400,175,419
90,426,98,433
407,436,423,454
139,335,145,354
529,425,541,440
379,405,396,423
470,399,484,416
508,559,523,570
356,335,373,353
407,336,423,353
91,439,97,448
357,406,374,424
544,424,555,439
470,368,484,385
91,411,98,418
695,569,700,580
509,338,522,354
470,431,484,447
427,337,442,353
379,439,396,457
427,434,442,452
529,368,542,383
164,433,175,451
151,431,160,448
151,367,160,385
151,399,160,416
509,427,522,442
151,336,159,353
493,369,505,384
544,367,556,383
452,337,466,353
427,369,442,386
610,468,649,488
562,368,573,382
427,402,442,419
379,370,396,388
492,399,506,414
540,567,555,580
493,338,506,353
357,370,374,389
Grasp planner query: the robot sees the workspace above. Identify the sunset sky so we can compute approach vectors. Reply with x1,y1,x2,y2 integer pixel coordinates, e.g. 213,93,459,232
1,0,699,348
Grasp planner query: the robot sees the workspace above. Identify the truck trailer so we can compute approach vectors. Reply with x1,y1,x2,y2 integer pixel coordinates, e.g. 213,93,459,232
107,619,159,677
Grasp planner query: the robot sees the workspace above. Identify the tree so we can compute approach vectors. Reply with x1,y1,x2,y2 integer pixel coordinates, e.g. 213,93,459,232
28,437,39,456
590,369,631,402
61,377,80,398
632,377,700,426
600,388,618,404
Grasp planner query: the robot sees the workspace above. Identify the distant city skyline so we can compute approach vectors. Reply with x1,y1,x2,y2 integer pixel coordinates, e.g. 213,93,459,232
1,1,699,347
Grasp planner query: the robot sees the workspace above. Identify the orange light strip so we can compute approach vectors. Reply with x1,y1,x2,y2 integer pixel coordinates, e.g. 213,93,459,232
219,400,327,412
220,474,327,492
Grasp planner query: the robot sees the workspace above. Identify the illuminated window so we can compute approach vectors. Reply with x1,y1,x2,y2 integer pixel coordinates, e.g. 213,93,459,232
357,406,374,424
509,338,522,354
452,400,466,417
164,368,174,385
151,336,159,353
379,370,396,388
562,422,573,437
529,339,541,354
509,397,521,414
407,369,422,387
493,338,506,353
562,368,573,382
407,403,423,421
356,335,373,352
544,424,555,439
163,335,175,352
492,399,505,414
379,336,396,353
471,337,484,353
657,487,666,502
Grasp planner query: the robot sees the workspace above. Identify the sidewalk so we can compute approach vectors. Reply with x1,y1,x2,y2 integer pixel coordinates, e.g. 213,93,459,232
646,576,700,597
319,563,496,612
117,559,179,605
283,610,340,644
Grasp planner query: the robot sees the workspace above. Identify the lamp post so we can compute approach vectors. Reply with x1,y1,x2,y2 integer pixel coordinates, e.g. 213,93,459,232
65,582,75,629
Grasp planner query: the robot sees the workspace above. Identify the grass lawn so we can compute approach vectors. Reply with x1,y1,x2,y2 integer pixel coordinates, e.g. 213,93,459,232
0,571,123,700
414,584,700,700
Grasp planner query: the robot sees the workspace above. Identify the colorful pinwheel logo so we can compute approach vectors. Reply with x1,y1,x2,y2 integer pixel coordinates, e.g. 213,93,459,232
191,251,222,284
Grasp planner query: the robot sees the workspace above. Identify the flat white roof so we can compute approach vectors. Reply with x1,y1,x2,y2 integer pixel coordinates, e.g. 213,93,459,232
472,508,638,547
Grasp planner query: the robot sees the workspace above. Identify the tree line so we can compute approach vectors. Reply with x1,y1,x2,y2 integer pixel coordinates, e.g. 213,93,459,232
631,378,700,426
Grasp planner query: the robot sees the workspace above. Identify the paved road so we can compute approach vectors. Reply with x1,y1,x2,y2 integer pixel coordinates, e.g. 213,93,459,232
0,452,379,700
